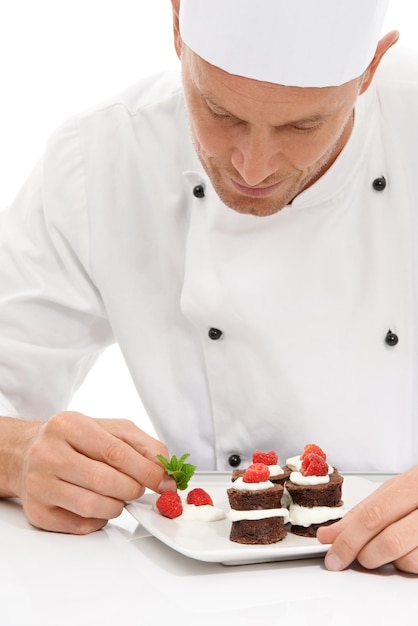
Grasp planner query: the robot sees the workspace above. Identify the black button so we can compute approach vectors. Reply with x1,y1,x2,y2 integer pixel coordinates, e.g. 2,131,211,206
372,176,387,191
193,184,205,198
228,454,241,467
208,327,223,340
385,330,399,346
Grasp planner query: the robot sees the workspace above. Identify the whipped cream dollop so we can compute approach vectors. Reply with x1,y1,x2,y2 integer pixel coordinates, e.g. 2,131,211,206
179,503,225,521
227,508,290,523
289,471,330,486
268,465,284,476
285,455,303,471
231,477,275,491
288,503,345,527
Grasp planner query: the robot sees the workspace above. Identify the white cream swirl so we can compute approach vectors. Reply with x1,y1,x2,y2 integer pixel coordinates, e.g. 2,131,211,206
228,508,289,522
285,455,302,471
180,504,225,521
289,503,345,527
231,477,275,491
268,465,284,476
289,471,330,486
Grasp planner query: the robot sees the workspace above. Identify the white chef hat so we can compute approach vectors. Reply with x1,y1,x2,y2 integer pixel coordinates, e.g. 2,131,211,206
179,0,390,87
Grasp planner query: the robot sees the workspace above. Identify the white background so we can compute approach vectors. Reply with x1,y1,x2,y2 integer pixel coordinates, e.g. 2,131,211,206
0,1,416,436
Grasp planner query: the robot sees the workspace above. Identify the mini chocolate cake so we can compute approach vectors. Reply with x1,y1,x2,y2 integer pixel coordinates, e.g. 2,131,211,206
286,469,344,537
227,464,288,544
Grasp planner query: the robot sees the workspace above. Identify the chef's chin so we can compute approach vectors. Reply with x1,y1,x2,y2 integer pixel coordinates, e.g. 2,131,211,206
210,180,293,218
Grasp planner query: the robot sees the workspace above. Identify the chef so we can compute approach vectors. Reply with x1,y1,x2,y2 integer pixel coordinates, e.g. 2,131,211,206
0,0,417,573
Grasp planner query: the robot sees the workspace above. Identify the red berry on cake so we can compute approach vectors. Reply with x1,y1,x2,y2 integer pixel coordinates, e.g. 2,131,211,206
300,452,328,477
252,450,279,465
242,463,270,483
186,488,214,506
301,443,326,461
156,491,183,518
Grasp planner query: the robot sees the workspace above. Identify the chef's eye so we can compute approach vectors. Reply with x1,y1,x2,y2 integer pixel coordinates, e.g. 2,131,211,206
205,100,233,120
289,122,322,133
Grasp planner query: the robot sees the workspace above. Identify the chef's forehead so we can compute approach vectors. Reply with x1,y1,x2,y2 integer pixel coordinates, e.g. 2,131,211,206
179,0,390,88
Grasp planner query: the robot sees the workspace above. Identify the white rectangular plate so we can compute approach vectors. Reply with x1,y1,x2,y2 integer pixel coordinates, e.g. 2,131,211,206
126,473,381,565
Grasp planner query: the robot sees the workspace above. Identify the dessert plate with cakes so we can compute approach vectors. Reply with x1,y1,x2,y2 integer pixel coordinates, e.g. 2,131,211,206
126,446,386,565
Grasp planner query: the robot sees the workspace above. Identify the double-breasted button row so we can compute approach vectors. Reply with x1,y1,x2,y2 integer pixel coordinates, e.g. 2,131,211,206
209,326,399,347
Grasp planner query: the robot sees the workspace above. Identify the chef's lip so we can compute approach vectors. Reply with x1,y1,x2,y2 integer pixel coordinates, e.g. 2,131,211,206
229,177,284,197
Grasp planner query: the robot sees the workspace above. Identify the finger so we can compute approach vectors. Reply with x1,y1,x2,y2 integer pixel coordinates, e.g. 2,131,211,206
317,473,416,546
51,479,127,520
26,421,145,502
57,449,145,502
320,469,418,570
321,499,392,571
25,469,128,520
96,418,170,462
93,418,178,493
393,547,418,575
317,517,345,544
49,413,173,493
24,498,109,535
97,418,177,491
356,509,418,571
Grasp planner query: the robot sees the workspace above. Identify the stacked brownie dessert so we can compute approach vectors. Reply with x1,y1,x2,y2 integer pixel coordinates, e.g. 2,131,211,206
226,463,289,544
285,444,345,537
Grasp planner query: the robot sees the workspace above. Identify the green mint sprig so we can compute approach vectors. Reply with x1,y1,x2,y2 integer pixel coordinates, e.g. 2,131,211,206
156,453,196,490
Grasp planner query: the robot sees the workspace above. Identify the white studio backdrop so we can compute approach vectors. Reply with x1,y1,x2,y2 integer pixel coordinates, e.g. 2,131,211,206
0,1,417,436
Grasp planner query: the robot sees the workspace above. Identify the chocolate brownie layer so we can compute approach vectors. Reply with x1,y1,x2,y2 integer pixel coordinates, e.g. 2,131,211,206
270,467,291,485
285,471,343,507
229,517,287,544
227,483,284,510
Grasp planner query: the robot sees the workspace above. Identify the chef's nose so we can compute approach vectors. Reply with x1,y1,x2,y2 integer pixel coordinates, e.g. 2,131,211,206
231,127,280,186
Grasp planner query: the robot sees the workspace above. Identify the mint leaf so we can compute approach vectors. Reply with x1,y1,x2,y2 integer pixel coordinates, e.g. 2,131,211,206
157,453,197,490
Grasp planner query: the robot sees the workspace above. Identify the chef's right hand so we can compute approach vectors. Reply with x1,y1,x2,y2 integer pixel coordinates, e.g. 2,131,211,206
7,411,176,534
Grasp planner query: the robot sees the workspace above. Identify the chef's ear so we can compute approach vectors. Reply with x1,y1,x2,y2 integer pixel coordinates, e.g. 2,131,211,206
359,30,399,94
171,0,182,59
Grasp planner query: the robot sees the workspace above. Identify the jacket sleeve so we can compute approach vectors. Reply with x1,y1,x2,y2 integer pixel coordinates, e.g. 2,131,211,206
0,117,114,420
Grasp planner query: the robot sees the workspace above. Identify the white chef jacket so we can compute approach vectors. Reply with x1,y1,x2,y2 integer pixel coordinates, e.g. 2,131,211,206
1,46,418,473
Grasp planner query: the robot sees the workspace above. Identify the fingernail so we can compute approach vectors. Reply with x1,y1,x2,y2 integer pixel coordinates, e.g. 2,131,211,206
158,477,177,492
325,552,344,571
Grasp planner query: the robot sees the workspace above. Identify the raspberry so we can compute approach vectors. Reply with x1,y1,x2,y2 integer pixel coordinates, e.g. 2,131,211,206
252,450,278,465
301,443,327,461
156,491,183,518
186,488,214,506
242,463,270,483
300,452,328,477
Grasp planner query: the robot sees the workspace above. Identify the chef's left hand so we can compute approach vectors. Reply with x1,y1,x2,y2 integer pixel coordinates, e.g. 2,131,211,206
317,466,418,574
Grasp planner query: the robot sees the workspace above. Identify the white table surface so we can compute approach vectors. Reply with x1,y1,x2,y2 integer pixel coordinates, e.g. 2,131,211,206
1,473,417,626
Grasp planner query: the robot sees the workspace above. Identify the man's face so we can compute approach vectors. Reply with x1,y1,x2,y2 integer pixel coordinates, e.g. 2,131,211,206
181,47,362,217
